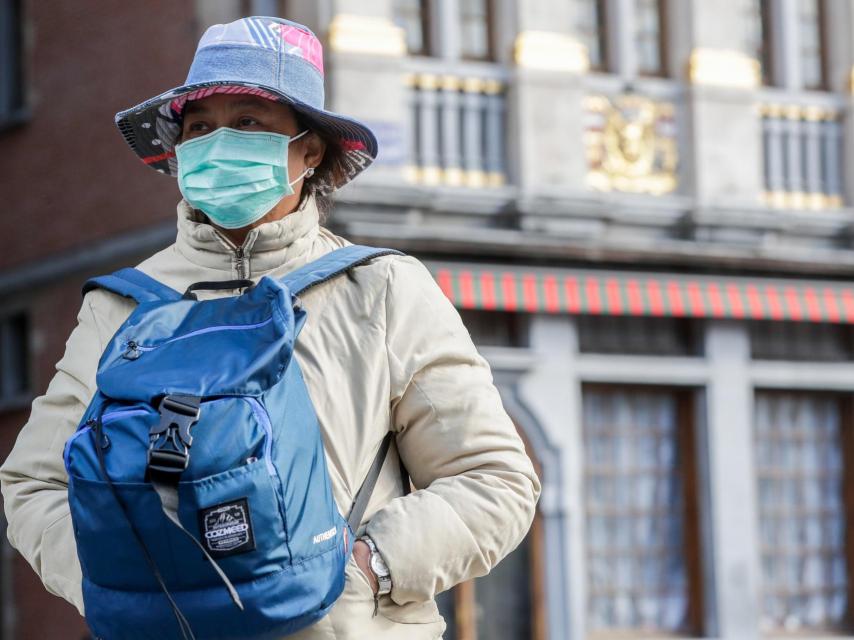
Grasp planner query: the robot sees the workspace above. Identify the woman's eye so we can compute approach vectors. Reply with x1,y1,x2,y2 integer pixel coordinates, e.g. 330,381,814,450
237,117,259,127
187,121,208,133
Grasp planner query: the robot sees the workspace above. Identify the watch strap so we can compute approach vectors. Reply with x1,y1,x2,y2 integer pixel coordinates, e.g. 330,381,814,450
360,535,392,595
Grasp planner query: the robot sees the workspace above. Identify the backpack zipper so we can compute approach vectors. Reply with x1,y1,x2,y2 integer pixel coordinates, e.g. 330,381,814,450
243,397,277,478
121,316,274,359
64,408,152,471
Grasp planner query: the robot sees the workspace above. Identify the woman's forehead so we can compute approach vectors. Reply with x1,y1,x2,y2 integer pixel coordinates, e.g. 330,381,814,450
184,93,294,119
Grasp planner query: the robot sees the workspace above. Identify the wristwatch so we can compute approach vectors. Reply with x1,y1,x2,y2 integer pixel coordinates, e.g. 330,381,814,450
360,535,392,596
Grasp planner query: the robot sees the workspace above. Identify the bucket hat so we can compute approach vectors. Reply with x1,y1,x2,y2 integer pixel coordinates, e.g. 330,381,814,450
114,16,377,195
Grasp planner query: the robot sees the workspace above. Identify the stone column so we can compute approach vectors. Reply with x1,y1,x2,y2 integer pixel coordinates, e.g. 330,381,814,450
509,0,589,194
323,0,409,189
518,316,584,640
825,1,854,210
686,0,764,208
704,321,762,639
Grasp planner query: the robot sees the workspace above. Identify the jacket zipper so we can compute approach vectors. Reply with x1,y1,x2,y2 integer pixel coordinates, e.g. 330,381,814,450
212,228,252,280
235,246,247,280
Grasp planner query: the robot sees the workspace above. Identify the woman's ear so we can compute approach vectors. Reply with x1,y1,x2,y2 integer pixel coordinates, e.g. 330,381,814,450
303,132,326,170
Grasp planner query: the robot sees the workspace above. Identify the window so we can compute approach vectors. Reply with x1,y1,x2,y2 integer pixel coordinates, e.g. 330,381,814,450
578,316,701,357
751,321,854,362
576,0,608,71
0,312,29,406
583,386,703,634
799,0,827,90
436,423,545,640
458,0,493,61
393,0,431,56
634,0,666,76
0,0,25,129
746,0,775,85
755,391,851,633
438,530,540,640
459,310,529,348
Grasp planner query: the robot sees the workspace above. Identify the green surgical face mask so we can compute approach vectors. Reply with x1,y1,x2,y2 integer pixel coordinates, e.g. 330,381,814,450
175,127,311,229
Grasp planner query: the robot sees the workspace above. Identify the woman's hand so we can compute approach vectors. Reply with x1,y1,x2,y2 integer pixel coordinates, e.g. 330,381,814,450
353,539,379,595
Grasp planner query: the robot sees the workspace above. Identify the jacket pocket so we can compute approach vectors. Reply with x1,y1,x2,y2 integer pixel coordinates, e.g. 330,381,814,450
344,547,443,625
376,594,444,625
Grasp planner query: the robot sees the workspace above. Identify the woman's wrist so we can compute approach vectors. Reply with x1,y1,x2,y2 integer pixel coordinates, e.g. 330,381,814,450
353,539,379,595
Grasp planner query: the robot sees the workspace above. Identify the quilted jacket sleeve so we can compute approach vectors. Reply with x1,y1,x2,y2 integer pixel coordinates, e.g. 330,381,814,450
0,293,105,615
365,255,542,605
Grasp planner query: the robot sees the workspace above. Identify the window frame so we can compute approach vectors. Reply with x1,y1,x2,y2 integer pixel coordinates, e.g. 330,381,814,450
798,0,829,92
759,0,776,86
458,0,495,62
436,421,546,640
393,0,433,57
582,383,705,637
578,0,609,73
634,0,668,78
0,309,31,412
0,0,27,131
754,389,854,634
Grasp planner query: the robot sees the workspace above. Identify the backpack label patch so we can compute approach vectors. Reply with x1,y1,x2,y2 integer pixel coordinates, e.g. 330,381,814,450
198,498,256,558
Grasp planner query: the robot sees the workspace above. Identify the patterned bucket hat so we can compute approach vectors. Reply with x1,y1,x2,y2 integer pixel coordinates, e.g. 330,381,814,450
114,16,377,195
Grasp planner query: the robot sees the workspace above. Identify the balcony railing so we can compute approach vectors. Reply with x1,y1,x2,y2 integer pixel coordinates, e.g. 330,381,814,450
760,100,844,210
403,65,508,188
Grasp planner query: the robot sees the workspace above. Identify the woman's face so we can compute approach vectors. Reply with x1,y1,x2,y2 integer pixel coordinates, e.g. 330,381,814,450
178,92,325,246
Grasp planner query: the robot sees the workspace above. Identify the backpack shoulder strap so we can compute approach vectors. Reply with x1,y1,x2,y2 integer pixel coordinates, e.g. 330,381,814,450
82,267,183,304
281,245,404,298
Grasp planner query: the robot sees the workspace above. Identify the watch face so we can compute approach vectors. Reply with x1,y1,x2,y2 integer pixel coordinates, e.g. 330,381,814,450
370,553,390,577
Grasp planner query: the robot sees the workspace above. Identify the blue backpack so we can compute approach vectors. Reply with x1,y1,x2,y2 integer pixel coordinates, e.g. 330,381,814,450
64,245,406,640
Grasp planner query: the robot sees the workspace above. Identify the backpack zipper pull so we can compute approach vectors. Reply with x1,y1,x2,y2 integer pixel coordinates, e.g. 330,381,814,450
122,340,141,360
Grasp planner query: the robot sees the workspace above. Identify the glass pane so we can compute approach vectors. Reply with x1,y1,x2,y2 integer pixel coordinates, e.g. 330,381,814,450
583,387,691,634
576,0,607,70
578,316,699,356
393,0,428,55
459,0,491,60
750,321,854,362
755,391,849,632
634,0,663,76
799,0,826,89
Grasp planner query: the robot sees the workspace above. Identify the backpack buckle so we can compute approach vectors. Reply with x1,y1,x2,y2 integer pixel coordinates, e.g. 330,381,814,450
147,395,201,475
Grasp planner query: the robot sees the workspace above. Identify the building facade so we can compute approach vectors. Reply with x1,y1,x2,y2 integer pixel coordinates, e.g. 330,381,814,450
2,0,854,639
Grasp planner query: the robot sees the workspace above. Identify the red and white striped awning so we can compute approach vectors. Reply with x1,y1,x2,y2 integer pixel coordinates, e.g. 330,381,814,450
426,262,854,323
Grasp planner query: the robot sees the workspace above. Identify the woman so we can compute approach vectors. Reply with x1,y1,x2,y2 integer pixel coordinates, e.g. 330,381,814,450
0,15,541,640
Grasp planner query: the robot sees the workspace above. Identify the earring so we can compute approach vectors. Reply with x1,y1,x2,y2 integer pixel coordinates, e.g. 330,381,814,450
306,167,315,178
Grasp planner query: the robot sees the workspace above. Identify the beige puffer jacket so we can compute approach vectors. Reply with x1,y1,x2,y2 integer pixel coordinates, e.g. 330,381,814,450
0,194,541,639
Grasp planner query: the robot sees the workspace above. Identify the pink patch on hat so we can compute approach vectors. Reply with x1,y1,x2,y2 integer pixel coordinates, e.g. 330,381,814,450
279,24,324,75
341,139,367,152
170,85,282,115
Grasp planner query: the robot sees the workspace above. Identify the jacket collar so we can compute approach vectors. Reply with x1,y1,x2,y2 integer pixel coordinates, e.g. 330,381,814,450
174,194,321,277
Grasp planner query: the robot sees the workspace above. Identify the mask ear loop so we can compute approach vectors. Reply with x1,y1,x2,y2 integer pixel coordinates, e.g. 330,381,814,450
287,129,316,188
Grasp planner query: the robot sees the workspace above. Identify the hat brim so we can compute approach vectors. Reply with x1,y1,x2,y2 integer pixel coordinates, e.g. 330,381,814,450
114,80,378,195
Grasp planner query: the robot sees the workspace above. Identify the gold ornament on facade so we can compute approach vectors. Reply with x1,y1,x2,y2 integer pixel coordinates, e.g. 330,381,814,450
585,95,678,195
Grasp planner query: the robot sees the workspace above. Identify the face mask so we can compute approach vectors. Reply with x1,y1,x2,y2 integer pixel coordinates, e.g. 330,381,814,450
175,127,312,229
